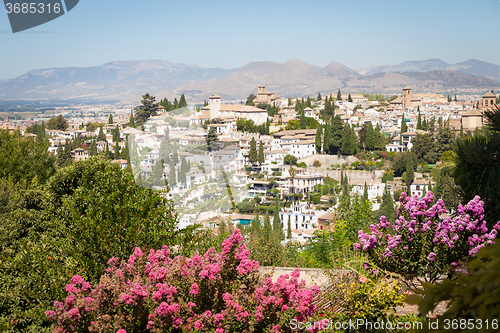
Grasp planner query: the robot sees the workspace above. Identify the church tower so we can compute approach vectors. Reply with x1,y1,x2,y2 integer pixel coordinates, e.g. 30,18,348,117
209,94,221,119
402,86,412,110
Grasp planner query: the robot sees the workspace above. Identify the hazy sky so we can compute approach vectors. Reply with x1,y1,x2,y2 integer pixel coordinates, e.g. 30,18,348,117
1,0,500,80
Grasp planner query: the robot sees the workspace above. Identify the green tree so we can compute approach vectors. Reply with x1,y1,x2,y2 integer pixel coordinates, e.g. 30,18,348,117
315,125,322,153
405,153,415,195
416,110,422,130
340,124,354,155
322,122,331,153
245,93,256,106
152,158,164,186
401,113,408,134
96,125,106,141
46,115,69,131
265,117,270,135
365,122,376,150
337,89,342,101
134,93,159,125
258,140,265,164
0,129,56,185
283,154,298,165
179,94,188,108
362,182,368,202
373,185,395,224
206,126,219,151
325,115,343,155
129,109,136,127
273,196,283,240
412,133,436,163
249,137,258,164
317,92,322,102
347,94,353,102
263,215,272,241
168,161,176,187
452,105,500,227
114,140,120,160
108,114,113,124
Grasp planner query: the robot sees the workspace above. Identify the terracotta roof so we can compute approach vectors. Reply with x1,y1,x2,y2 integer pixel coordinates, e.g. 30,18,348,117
461,109,482,117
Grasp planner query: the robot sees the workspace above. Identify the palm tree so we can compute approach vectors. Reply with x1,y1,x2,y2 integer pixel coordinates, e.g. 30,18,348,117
452,105,500,227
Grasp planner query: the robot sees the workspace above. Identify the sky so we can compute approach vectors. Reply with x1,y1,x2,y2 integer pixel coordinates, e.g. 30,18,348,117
1,0,500,80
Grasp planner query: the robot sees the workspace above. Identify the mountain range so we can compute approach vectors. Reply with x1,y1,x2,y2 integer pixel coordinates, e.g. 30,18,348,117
0,58,498,103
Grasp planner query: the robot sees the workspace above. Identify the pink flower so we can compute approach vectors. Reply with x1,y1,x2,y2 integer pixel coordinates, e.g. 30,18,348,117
70,275,84,285
358,275,367,283
45,310,56,320
194,320,203,330
116,330,127,333
190,283,199,295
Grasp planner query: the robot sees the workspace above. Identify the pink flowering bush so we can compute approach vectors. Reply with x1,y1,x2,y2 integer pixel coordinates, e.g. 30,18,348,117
46,229,319,333
355,192,500,285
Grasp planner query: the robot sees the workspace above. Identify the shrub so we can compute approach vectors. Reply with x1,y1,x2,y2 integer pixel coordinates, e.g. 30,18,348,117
355,192,500,287
312,160,321,168
408,240,500,332
46,230,319,333
284,154,297,166
309,251,419,332
297,162,307,168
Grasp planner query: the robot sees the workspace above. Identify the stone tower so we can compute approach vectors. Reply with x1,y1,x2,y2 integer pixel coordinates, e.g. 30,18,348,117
482,91,496,111
402,86,412,110
209,94,221,119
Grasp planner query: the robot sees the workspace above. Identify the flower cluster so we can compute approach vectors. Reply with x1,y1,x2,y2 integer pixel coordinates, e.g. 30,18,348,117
354,192,500,281
46,229,319,332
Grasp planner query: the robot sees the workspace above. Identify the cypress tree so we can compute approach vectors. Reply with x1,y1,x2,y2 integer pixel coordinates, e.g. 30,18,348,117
108,114,113,124
122,135,130,163
315,125,322,153
249,137,258,164
90,140,97,156
365,122,376,150
114,140,120,160
417,111,422,130
258,140,265,164
299,110,307,129
172,142,178,165
173,98,178,109
251,212,260,237
273,196,283,240
265,117,270,135
152,158,163,186
374,123,383,148
406,154,414,195
287,215,292,240
348,94,353,102
263,215,272,241
129,109,136,128
168,161,176,187
350,126,357,155
362,182,368,202
317,92,322,102
340,124,352,155
104,142,111,160
337,90,342,101
401,113,408,134
179,94,187,108
97,125,106,141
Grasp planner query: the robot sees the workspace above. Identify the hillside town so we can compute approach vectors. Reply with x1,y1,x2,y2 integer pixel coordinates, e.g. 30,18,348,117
1,85,498,244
